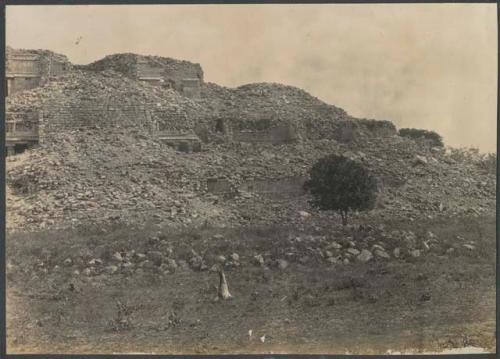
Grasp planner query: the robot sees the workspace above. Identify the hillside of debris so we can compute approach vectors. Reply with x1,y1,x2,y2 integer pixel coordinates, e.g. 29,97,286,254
6,128,495,232
199,82,347,132
6,52,496,232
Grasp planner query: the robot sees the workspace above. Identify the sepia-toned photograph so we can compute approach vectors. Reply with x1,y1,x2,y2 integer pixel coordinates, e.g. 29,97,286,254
4,3,497,355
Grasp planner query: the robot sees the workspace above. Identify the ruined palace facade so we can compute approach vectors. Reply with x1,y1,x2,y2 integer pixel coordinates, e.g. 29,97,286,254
6,47,71,96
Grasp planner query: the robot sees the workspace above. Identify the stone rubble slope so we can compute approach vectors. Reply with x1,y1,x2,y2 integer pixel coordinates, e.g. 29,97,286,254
6,54,496,232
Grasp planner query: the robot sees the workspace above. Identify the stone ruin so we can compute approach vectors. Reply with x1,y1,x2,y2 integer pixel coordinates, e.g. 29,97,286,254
84,53,203,95
206,176,306,199
6,46,71,96
157,133,202,153
5,110,39,155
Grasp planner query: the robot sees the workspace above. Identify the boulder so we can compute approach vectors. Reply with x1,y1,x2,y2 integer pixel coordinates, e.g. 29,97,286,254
277,259,289,270
414,155,428,165
347,248,360,256
230,253,240,262
409,249,421,258
374,249,390,259
357,249,373,263
254,254,265,265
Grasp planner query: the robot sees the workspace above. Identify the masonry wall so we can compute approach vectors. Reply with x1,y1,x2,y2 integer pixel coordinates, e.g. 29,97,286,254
182,79,201,99
241,176,306,198
85,54,204,92
206,178,234,194
207,176,306,199
6,48,71,95
6,110,39,139
8,77,41,95
7,56,39,74
40,99,152,136
232,124,296,144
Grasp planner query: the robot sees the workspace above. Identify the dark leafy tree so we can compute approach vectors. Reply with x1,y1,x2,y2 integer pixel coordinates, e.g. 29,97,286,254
303,154,378,225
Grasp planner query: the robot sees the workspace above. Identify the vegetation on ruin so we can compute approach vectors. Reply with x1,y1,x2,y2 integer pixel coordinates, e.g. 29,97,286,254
398,128,444,147
303,154,378,225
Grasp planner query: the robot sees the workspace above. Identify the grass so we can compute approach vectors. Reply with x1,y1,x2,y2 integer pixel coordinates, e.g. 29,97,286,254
6,213,496,354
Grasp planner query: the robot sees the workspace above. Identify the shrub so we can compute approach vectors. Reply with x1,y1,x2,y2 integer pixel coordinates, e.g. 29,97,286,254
398,128,444,147
303,154,378,225
476,152,497,175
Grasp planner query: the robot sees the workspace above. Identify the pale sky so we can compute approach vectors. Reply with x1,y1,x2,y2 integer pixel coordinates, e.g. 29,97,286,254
6,4,497,152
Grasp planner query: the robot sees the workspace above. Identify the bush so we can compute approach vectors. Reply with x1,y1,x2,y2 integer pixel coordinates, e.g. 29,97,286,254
303,154,378,225
476,152,497,175
398,128,444,147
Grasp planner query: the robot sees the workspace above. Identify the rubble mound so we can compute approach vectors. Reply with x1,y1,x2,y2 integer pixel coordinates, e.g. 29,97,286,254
198,82,348,137
82,53,204,90
7,69,205,134
5,50,496,232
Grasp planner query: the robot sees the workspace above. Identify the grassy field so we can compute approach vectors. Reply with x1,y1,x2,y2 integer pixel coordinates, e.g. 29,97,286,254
6,214,496,354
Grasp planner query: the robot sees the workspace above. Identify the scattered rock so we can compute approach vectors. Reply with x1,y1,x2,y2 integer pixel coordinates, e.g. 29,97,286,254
276,259,289,270
254,254,265,265
230,253,240,262
299,211,311,219
414,155,428,165
177,260,190,271
347,248,360,256
374,249,390,259
328,241,342,250
189,255,204,271
165,258,178,270
63,258,73,266
327,257,340,264
82,268,92,276
372,244,385,252
409,249,421,258
112,252,123,262
357,249,373,263
105,265,118,274
88,258,102,266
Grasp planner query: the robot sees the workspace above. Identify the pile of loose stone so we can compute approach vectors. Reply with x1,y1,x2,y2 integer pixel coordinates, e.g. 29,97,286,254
7,225,481,286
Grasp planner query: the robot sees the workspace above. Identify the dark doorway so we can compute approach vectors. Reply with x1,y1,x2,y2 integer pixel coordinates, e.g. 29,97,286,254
215,119,224,133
